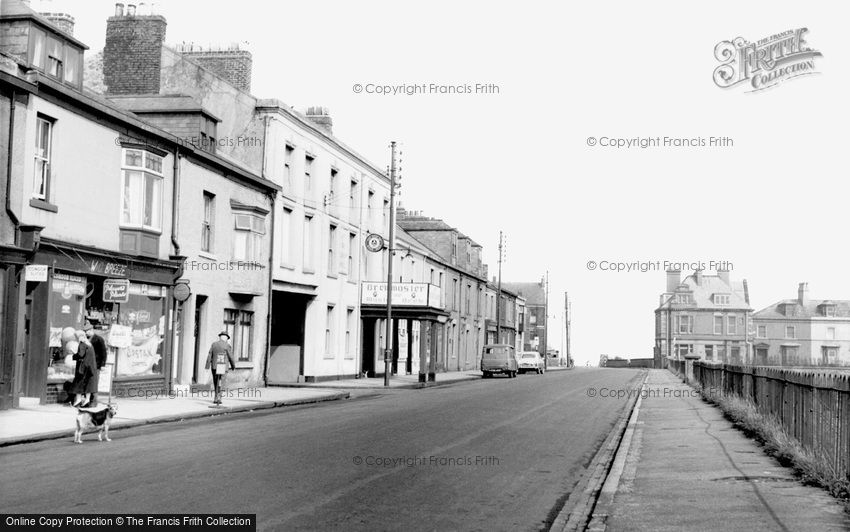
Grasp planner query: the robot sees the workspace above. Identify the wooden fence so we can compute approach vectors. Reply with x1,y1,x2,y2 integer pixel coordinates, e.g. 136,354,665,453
681,361,850,481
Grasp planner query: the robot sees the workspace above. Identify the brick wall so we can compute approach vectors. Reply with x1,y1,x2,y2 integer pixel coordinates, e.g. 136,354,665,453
180,50,252,93
103,15,167,95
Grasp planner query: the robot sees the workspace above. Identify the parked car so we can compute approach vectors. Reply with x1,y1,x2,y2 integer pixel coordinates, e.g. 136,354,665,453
518,351,545,374
481,344,518,378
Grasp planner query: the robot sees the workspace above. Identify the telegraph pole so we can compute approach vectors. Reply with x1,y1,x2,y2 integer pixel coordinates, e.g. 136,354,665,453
495,231,503,343
565,291,571,367
543,271,549,368
383,141,399,387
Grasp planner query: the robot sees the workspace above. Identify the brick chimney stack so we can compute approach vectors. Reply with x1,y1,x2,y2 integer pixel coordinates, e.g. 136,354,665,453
798,282,809,306
666,269,681,293
305,106,333,135
103,3,167,95
178,43,253,93
39,12,75,35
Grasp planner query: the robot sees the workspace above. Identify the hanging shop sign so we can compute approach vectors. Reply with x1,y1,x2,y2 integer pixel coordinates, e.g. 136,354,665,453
103,278,130,303
24,264,48,282
173,281,191,302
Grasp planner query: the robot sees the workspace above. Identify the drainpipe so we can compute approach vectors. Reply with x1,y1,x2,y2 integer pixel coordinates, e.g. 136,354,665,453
263,190,275,386
168,148,183,389
170,147,181,256
262,115,274,386
355,172,365,377
5,91,20,233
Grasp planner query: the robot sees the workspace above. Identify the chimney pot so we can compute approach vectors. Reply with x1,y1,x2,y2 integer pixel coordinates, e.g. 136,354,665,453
127,3,136,16
115,3,124,16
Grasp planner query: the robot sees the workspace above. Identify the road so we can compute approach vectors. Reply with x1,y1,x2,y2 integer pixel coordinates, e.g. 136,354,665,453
1,368,644,531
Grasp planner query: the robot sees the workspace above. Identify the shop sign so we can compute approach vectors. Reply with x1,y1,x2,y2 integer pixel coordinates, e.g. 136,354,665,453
98,364,113,394
361,282,440,307
103,279,130,303
25,264,48,282
107,324,133,348
89,260,128,277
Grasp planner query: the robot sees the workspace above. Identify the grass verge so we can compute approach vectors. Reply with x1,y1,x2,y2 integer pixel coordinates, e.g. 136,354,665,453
694,383,850,513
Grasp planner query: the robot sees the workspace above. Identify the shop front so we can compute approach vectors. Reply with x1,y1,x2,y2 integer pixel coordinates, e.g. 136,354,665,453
359,282,448,382
20,239,181,404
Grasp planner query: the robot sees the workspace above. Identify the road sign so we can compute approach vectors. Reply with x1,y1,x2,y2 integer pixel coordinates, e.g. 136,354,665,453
364,233,384,253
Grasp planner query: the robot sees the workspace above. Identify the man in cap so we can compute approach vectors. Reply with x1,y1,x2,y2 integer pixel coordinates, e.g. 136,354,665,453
205,331,236,405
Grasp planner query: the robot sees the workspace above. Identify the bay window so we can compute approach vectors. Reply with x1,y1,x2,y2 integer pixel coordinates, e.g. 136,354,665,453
121,149,163,231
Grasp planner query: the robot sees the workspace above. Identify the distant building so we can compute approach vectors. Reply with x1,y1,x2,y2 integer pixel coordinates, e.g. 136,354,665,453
752,283,850,366
502,281,546,355
396,209,488,371
655,269,752,367
483,283,523,350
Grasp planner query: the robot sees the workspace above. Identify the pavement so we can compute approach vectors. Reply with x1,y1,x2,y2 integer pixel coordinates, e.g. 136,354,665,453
279,369,485,389
0,386,350,446
594,369,850,532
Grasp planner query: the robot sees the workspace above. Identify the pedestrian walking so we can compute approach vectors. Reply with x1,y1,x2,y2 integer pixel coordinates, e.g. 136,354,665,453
85,324,108,404
205,331,236,405
69,330,98,407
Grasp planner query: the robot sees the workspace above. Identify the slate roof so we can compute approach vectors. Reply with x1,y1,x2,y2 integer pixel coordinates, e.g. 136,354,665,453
501,282,545,305
657,272,750,311
753,299,850,319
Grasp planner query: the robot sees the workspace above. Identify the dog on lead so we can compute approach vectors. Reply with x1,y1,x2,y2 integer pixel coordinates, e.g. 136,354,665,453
74,403,117,444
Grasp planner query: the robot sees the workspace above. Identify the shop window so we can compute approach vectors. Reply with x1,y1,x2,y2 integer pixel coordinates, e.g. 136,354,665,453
114,283,167,378
46,273,87,382
47,275,167,382
224,309,253,362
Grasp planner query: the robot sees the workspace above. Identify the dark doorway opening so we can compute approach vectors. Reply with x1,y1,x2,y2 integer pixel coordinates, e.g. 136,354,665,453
268,291,309,383
192,294,207,384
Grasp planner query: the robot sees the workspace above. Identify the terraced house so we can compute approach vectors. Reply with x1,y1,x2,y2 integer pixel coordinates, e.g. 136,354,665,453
0,0,276,409
396,209,490,372
94,3,393,383
655,268,752,367
752,283,850,366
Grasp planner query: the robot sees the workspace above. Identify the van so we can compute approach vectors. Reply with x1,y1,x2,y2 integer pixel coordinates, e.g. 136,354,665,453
481,344,518,378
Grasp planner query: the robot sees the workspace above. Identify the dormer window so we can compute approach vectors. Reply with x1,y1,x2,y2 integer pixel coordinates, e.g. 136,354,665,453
676,294,692,304
24,25,83,88
783,303,796,317
713,294,730,306
821,304,837,317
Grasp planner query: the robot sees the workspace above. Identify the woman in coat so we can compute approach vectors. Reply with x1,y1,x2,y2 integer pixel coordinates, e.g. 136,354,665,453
69,330,98,407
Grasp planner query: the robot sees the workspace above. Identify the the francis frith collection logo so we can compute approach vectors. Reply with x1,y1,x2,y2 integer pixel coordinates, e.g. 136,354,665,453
713,28,822,92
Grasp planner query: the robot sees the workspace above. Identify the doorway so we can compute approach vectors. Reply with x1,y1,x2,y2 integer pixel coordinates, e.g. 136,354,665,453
268,291,309,383
192,294,207,384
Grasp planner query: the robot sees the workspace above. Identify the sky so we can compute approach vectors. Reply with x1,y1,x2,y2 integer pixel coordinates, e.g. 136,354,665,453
42,0,850,365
